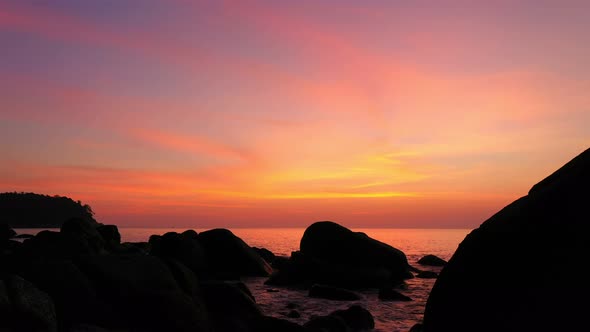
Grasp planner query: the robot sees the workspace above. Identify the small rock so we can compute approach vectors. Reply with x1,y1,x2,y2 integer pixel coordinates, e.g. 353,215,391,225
287,310,301,318
417,255,447,267
416,271,438,279
331,305,374,330
378,288,412,301
309,284,361,301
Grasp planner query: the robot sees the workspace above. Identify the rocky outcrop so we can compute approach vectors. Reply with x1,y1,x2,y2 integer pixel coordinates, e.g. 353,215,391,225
304,305,374,332
424,147,590,332
417,255,446,267
267,221,410,288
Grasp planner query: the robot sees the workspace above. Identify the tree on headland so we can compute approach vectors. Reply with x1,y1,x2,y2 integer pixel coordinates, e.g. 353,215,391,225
0,192,97,228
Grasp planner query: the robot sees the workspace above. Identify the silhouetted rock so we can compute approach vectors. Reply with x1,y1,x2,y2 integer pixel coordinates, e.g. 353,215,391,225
416,271,438,279
201,280,261,332
378,288,412,301
96,225,120,249
331,305,374,330
0,224,16,244
150,231,207,276
18,231,96,260
18,260,99,328
0,280,11,327
417,255,447,266
5,275,57,332
410,323,423,332
198,229,272,278
424,148,590,332
256,316,305,332
287,309,300,318
268,221,410,288
304,314,349,332
309,284,361,301
61,218,104,254
253,247,276,264
0,192,96,227
75,254,209,332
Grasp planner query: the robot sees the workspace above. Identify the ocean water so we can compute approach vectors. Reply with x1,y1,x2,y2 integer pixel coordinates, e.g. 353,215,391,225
15,227,470,332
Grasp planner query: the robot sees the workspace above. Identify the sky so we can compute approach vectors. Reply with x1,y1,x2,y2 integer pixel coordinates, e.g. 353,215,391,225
0,0,589,228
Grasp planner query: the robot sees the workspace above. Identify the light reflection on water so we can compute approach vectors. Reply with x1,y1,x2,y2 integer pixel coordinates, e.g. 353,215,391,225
15,227,470,332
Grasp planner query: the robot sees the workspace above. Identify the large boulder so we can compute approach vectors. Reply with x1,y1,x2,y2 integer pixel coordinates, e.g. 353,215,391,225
74,254,210,332
150,231,207,276
200,280,262,332
18,260,99,328
198,229,272,278
60,218,104,254
424,148,590,332
17,230,96,260
268,222,410,288
5,275,58,332
0,224,16,244
95,225,120,249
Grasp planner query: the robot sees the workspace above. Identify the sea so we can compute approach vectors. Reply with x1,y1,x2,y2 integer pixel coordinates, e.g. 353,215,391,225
15,227,471,332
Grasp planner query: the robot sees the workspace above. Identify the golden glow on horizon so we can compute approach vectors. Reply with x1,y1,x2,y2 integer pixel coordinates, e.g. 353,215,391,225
1,1,589,227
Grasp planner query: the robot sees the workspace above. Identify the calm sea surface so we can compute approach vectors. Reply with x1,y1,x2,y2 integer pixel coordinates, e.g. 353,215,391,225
15,227,471,332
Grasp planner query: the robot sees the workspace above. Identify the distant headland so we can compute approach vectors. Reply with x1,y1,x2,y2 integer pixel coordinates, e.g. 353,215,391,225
0,192,96,228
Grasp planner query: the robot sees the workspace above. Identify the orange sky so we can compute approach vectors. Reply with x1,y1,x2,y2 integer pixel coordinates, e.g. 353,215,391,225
1,1,589,227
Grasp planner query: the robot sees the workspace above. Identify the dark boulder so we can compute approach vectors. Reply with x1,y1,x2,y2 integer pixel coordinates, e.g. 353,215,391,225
330,305,374,331
417,255,447,267
0,224,16,244
74,254,209,332
18,260,99,328
415,271,438,279
198,229,272,278
287,309,301,318
5,275,57,332
378,288,412,301
269,222,409,288
95,225,120,249
424,147,590,332
150,231,207,276
309,284,361,301
0,280,12,327
410,323,423,332
60,218,104,254
200,280,261,332
304,315,349,332
255,316,305,332
17,231,96,260
252,247,276,264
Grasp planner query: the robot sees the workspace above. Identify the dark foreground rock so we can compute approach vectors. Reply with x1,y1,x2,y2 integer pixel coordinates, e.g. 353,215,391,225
309,284,361,301
417,255,446,267
424,147,590,332
4,275,58,332
305,305,374,332
267,221,410,288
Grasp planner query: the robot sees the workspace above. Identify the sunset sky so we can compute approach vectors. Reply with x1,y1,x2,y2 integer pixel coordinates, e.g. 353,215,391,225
1,1,589,228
